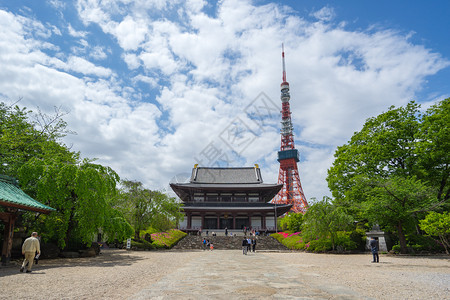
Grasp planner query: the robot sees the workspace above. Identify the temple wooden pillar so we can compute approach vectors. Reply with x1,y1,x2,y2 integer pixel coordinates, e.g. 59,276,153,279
201,213,205,229
232,213,236,230
262,214,266,230
0,211,17,265
187,212,192,229
216,214,220,229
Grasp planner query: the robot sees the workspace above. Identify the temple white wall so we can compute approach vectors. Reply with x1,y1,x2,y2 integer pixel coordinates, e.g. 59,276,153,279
192,216,202,228
179,216,187,228
251,216,261,228
266,216,275,227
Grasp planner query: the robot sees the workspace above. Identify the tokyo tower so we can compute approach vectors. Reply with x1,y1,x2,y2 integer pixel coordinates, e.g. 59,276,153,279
272,44,308,213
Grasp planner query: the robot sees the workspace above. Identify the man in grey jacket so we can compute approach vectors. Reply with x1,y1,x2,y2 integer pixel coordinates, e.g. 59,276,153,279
20,232,40,273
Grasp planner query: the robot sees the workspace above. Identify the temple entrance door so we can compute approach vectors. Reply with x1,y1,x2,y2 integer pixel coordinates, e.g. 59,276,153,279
204,218,216,229
235,217,249,230
219,218,233,229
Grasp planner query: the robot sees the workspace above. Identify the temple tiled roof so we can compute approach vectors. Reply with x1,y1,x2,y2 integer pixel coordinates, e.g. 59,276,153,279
182,202,293,215
183,202,291,208
191,167,262,184
0,175,55,213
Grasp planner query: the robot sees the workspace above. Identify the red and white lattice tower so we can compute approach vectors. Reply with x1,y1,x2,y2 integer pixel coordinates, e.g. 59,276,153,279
272,44,308,213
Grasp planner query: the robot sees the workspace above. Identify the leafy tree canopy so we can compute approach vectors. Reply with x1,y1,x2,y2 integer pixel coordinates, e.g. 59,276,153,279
327,99,449,253
1,100,133,249
115,180,183,239
302,197,353,250
419,211,450,254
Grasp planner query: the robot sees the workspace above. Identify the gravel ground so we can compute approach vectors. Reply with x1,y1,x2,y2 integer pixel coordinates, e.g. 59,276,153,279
1,249,449,299
265,252,450,300
1,250,202,299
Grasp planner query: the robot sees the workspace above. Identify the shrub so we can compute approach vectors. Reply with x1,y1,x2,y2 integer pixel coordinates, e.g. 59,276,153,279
151,229,187,249
334,231,358,251
406,234,444,253
273,230,363,252
271,233,285,243
272,232,306,250
130,239,154,250
308,238,332,252
283,235,304,250
349,229,367,251
391,244,401,254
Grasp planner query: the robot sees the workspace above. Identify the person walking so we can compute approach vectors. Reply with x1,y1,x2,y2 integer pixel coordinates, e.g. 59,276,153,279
202,238,207,250
252,238,257,253
20,232,40,273
242,237,248,255
247,237,252,253
225,227,228,236
370,237,379,263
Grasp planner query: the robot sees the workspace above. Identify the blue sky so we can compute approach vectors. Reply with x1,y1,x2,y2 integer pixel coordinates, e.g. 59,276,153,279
0,0,449,201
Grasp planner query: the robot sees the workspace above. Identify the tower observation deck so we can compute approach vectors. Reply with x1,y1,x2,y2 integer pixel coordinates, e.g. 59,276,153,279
272,45,308,213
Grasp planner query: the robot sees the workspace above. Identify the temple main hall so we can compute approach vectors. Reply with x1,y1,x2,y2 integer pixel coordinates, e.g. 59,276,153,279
170,165,292,233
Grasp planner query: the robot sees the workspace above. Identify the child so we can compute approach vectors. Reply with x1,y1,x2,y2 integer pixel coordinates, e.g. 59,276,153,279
210,242,214,251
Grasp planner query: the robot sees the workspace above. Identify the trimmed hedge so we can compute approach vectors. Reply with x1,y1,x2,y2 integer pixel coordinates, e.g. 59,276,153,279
272,230,364,252
151,229,187,249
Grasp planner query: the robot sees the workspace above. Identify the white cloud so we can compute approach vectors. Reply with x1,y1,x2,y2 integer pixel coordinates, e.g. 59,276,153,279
112,16,148,51
90,46,109,60
311,6,335,22
123,53,141,69
1,1,448,202
133,74,158,88
68,23,88,38
65,56,113,77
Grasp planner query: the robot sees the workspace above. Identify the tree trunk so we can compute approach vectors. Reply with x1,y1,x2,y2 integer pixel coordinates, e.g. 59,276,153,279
397,221,408,254
64,192,77,250
134,230,140,240
439,235,449,255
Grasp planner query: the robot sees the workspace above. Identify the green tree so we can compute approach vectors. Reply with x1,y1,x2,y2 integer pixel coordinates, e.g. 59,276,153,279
1,101,133,249
327,99,449,253
419,211,450,254
0,101,69,177
416,98,450,205
116,180,153,239
116,180,183,239
279,212,303,232
19,153,127,249
362,176,436,253
302,197,353,250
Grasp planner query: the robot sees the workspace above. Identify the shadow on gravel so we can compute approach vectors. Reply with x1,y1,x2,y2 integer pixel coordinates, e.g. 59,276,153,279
0,249,145,278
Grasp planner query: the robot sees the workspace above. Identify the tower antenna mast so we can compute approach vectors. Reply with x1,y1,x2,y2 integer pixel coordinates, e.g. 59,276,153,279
273,44,308,213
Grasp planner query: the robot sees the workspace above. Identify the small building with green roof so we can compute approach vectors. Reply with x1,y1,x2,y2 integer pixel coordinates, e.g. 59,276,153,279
0,175,55,265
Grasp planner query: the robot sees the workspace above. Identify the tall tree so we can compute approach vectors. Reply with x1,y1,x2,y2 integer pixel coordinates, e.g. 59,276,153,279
1,101,133,248
19,154,128,249
0,101,69,177
116,180,183,239
327,99,449,253
416,98,450,205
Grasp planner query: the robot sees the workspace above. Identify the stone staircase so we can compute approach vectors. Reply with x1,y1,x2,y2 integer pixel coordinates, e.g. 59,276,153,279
171,235,288,251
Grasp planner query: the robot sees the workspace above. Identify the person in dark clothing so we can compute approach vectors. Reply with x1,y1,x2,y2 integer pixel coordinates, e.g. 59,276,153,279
242,238,248,255
252,238,256,252
225,227,228,236
370,237,379,263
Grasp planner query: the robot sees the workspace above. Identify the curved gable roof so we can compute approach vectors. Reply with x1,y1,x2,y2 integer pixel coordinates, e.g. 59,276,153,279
0,175,55,213
191,167,262,184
